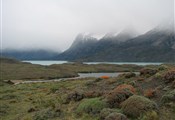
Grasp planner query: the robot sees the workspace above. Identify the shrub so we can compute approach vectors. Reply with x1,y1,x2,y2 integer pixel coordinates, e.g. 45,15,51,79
99,108,122,120
139,111,159,120
106,87,134,108
76,98,108,115
161,89,175,104
0,93,18,100
121,95,158,117
114,84,136,94
158,65,168,71
122,72,136,78
136,77,145,81
105,112,128,120
101,76,110,79
33,108,61,120
49,87,59,93
140,68,157,76
163,70,175,83
144,89,156,98
84,91,103,98
0,104,9,116
172,81,175,88
95,78,103,82
66,91,84,103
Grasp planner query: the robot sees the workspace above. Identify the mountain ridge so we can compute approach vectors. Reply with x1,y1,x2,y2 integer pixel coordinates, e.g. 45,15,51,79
56,26,175,62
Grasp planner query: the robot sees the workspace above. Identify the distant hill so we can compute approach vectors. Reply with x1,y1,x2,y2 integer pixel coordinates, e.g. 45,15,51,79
56,26,175,62
0,57,20,64
1,49,60,60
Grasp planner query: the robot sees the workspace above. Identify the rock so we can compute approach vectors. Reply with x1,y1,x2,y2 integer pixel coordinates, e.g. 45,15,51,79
121,95,158,117
105,113,128,120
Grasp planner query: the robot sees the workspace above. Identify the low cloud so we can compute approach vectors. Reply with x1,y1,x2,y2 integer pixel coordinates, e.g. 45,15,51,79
2,0,174,51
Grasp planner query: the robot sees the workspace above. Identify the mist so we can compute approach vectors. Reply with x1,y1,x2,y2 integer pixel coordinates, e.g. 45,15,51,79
1,0,174,51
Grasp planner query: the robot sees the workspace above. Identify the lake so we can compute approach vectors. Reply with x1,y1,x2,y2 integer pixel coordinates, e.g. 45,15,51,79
78,72,136,78
14,72,132,84
23,60,70,65
23,60,162,66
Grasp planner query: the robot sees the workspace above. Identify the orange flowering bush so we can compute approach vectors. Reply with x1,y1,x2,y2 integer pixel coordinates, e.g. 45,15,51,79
114,84,136,94
105,84,136,107
144,89,156,98
101,76,110,79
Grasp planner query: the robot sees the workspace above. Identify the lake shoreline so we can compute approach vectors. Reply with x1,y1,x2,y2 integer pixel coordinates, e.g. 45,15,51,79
23,60,163,66
7,72,139,85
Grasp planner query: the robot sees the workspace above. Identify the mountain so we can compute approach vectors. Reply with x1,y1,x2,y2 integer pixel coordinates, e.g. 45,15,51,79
1,49,60,60
57,33,98,60
56,26,175,62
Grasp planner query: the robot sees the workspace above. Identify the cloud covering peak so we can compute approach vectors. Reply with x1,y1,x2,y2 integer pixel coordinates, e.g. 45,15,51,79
1,0,174,51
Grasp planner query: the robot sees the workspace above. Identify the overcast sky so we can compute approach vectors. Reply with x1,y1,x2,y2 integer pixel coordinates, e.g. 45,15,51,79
1,0,174,51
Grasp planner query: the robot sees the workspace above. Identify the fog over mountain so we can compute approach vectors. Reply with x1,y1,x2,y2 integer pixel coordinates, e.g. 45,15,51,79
1,0,174,51
56,24,175,62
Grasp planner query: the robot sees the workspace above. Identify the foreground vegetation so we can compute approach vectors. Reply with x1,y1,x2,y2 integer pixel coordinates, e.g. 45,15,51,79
0,59,175,119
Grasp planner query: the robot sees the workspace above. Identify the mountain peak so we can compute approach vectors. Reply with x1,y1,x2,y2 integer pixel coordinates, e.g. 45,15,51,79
151,20,175,35
115,26,139,41
69,33,98,50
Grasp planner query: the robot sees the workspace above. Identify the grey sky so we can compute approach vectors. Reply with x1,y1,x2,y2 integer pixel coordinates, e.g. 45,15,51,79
1,0,174,51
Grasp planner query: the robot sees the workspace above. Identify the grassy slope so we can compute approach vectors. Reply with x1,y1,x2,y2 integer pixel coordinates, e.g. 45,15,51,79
0,57,78,80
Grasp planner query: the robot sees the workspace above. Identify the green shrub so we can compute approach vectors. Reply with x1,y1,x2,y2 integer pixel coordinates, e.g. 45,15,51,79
76,98,108,116
0,93,18,100
99,108,122,120
121,95,157,117
105,112,128,120
161,89,175,104
106,85,134,108
49,86,59,93
139,111,159,120
163,70,175,83
140,68,157,76
66,91,84,103
33,108,61,120
0,104,9,116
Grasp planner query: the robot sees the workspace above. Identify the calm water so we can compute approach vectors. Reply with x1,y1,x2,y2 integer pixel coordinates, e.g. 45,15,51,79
23,60,162,66
23,60,69,65
84,62,162,66
78,72,127,78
